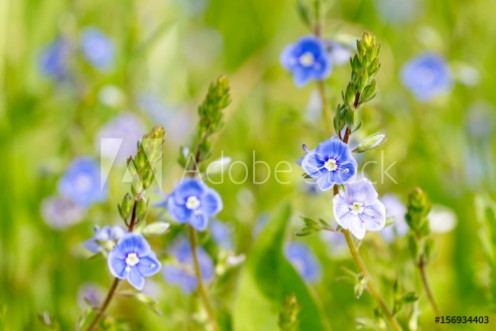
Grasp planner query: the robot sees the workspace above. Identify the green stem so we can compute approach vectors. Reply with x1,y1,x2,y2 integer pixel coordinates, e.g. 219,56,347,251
342,230,402,331
418,255,441,316
86,278,121,331
187,225,219,331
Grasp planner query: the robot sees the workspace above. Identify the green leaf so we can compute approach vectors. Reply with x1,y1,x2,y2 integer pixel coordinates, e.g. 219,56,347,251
120,291,163,316
143,222,170,236
233,205,332,331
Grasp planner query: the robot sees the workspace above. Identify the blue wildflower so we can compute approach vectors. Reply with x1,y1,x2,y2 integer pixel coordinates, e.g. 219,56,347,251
58,157,107,208
333,179,386,239
380,194,408,242
41,195,85,230
166,178,222,231
81,27,114,70
210,219,234,250
39,38,70,79
300,137,357,191
82,225,126,253
162,239,214,293
280,36,332,87
401,53,452,101
285,242,321,283
108,233,161,291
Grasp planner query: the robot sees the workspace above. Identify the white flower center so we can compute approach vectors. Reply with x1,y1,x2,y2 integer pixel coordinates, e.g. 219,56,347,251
299,52,315,67
126,253,140,267
351,202,364,215
186,196,201,210
75,174,92,191
324,159,338,171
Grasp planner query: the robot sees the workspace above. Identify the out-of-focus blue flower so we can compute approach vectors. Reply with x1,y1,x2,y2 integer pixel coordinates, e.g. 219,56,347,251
253,212,270,238
325,41,353,65
77,283,104,308
380,194,408,242
401,53,452,101
39,38,70,79
300,137,357,191
96,113,145,165
81,27,114,70
333,179,386,240
58,157,107,208
285,242,321,283
210,219,234,250
82,225,126,253
41,195,85,230
162,239,214,293
108,233,161,291
280,36,332,87
166,178,222,231
320,230,347,257
374,0,421,24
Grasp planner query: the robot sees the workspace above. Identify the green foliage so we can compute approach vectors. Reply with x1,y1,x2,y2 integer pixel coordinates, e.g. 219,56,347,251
405,187,431,237
295,216,331,236
233,205,331,331
334,32,381,135
278,294,301,331
353,133,386,153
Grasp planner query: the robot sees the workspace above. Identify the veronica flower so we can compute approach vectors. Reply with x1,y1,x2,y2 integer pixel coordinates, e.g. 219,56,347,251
300,137,357,191
333,179,386,239
58,157,107,208
40,195,85,230
77,283,104,308
401,53,452,101
96,113,145,165
210,219,234,250
166,178,222,231
285,242,321,283
81,27,114,70
380,194,409,242
39,38,70,79
108,234,161,291
82,225,126,253
280,36,332,87
162,239,214,293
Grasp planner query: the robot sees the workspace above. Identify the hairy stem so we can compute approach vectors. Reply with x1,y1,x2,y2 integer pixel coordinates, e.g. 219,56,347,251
342,230,402,331
187,225,219,331
418,256,440,316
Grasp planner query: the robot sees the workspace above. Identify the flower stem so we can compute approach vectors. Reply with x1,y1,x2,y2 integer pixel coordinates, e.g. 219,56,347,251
418,255,440,316
187,225,219,331
86,278,121,331
342,230,402,331
317,81,332,135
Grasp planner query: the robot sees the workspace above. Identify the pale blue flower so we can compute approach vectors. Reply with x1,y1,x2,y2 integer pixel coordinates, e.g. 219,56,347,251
81,27,114,70
281,36,332,87
210,219,234,250
285,242,321,283
108,234,161,291
40,195,85,229
77,283,103,308
333,179,386,239
401,53,452,101
39,38,70,79
380,194,408,242
58,157,107,208
300,137,357,191
162,239,214,293
82,225,126,253
166,178,222,231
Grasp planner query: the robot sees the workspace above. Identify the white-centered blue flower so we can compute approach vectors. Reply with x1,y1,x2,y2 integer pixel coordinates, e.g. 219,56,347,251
333,179,386,239
300,137,357,191
166,178,222,231
281,36,332,87
58,157,107,208
401,52,452,101
108,234,161,291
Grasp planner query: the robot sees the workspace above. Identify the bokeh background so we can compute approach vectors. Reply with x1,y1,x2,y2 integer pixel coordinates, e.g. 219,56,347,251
1,0,496,330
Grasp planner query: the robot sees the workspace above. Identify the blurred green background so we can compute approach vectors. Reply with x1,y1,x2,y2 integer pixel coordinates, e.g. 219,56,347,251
1,0,496,330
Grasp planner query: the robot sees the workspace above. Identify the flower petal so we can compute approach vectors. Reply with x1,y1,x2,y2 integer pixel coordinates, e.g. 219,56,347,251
172,179,206,204
201,189,223,216
82,239,101,253
167,197,193,223
315,137,347,161
189,213,209,231
316,172,335,191
334,160,357,184
112,233,151,259
108,253,127,279
362,200,386,231
301,151,326,178
345,179,378,204
127,267,145,290
138,255,162,277
293,69,312,87
349,218,367,240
